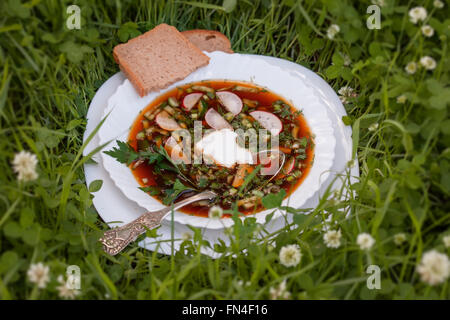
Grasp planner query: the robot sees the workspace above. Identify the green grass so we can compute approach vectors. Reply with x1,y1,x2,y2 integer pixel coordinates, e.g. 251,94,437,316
1,0,449,299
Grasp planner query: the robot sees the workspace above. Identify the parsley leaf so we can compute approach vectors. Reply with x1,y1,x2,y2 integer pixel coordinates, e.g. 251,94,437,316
155,145,196,185
139,149,166,164
262,189,286,209
104,140,168,167
104,141,139,165
139,186,161,196
162,179,192,205
105,140,197,191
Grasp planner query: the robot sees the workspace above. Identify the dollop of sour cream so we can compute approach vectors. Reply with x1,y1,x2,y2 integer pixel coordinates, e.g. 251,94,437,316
194,129,254,168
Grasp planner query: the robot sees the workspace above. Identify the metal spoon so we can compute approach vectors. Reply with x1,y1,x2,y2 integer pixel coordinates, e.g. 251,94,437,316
99,190,217,255
100,151,285,255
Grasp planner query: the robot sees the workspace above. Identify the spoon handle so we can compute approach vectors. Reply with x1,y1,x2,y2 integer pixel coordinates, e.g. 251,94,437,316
99,191,216,255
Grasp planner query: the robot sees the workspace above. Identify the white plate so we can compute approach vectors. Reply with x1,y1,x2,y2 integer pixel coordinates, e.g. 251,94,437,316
98,52,336,229
84,53,358,257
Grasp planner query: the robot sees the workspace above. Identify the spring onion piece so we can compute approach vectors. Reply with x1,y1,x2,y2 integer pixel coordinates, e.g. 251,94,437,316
168,97,179,107
191,85,215,93
136,131,145,140
233,85,259,93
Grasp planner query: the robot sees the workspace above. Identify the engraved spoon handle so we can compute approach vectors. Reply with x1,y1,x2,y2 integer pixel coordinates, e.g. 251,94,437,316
99,191,216,255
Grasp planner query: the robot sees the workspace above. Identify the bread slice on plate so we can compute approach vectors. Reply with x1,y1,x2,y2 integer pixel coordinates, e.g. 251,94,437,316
182,30,233,54
113,24,210,97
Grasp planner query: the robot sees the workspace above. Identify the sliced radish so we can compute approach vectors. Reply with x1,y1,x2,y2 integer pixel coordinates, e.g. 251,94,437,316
182,93,203,111
259,151,283,176
164,136,190,164
249,111,283,136
276,157,295,179
164,136,178,149
155,111,181,131
283,157,295,174
205,108,233,130
216,91,243,115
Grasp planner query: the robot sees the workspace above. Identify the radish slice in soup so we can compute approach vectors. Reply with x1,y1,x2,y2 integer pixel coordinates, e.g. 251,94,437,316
205,108,233,130
249,111,282,136
283,157,295,174
259,151,283,176
164,136,190,164
182,93,203,111
216,91,243,115
276,157,295,179
155,111,181,131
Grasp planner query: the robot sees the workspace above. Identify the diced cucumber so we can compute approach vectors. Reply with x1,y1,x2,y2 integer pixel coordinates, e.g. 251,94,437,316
137,139,150,151
168,97,179,107
224,112,234,121
136,131,145,140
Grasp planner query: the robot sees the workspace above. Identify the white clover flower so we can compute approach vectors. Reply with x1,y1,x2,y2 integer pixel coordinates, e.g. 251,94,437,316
405,61,417,74
368,123,379,132
443,235,450,248
416,250,450,286
56,275,81,299
327,24,340,40
237,280,251,287
208,206,223,219
12,150,38,182
342,54,351,66
27,262,50,289
181,231,193,241
394,233,407,246
409,7,427,24
323,229,342,248
279,244,301,267
421,25,434,37
269,280,291,300
433,0,444,9
397,95,407,104
338,86,356,104
420,56,437,70
338,86,354,97
371,0,386,7
344,57,351,66
357,233,375,250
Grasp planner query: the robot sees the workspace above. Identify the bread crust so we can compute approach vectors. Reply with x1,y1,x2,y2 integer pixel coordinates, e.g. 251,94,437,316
181,29,233,54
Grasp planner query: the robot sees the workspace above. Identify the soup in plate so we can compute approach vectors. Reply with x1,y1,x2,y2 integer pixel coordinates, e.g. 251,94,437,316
127,80,314,217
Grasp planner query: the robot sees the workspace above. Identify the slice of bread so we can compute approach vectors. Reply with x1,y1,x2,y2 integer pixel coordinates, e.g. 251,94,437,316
182,30,233,54
113,24,210,97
